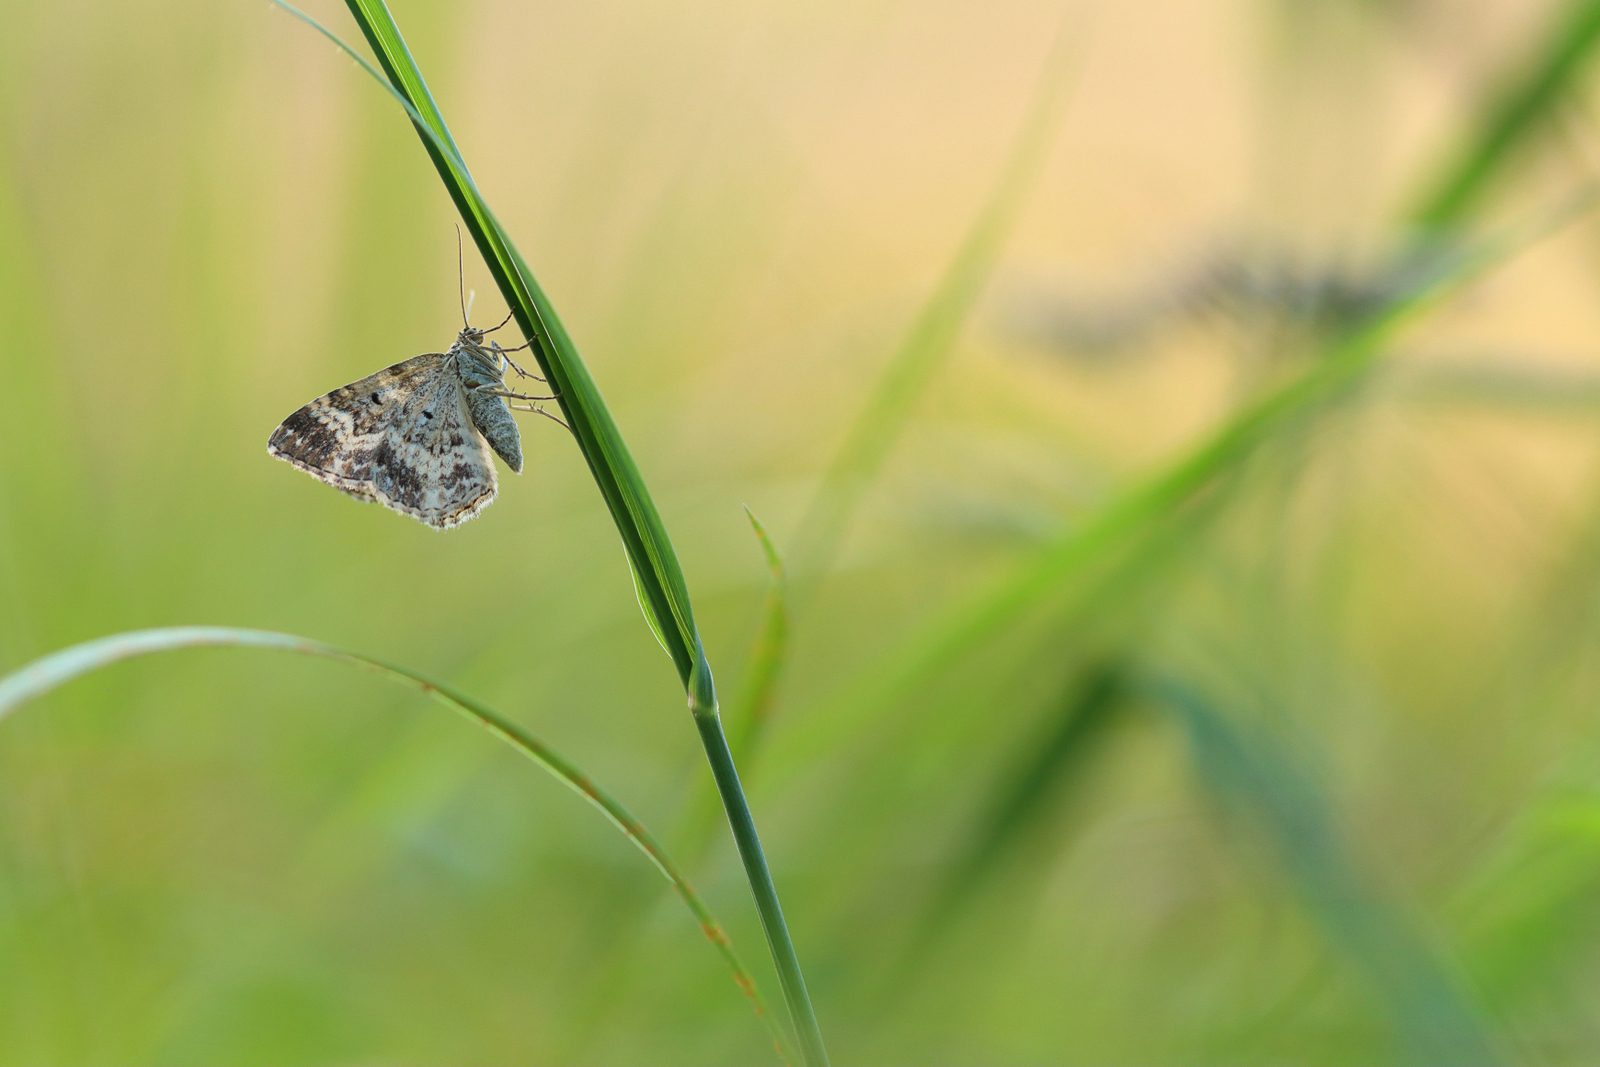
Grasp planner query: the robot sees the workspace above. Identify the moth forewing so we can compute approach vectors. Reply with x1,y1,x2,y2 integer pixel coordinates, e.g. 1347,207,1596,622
266,354,449,503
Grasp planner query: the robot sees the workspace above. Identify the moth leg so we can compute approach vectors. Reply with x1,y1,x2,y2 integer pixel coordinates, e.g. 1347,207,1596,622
488,337,535,353
478,385,560,402
510,402,572,433
489,340,545,382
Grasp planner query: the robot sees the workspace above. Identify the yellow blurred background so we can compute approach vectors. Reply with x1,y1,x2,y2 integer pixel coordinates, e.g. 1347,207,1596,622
4,0,1600,1062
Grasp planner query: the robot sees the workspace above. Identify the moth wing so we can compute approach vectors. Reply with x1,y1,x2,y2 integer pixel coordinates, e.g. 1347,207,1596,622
368,371,500,530
267,354,449,501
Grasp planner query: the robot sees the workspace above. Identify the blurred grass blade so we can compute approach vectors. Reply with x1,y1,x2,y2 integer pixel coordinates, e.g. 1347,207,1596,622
731,507,789,764
757,182,1600,803
271,4,828,1061
837,178,1600,722
1150,676,1502,1067
878,662,1129,991
0,626,790,1063
1410,0,1600,234
872,666,1127,997
787,23,1079,593
1454,788,1600,1010
1398,360,1600,412
936,663,1126,912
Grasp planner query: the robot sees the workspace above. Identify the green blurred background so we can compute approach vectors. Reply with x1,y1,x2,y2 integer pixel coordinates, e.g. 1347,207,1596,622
5,0,1600,1062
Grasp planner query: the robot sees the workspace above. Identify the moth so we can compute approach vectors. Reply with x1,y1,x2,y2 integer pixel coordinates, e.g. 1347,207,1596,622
267,303,558,530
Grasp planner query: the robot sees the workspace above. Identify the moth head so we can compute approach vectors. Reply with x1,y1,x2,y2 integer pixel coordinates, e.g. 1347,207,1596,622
461,309,515,349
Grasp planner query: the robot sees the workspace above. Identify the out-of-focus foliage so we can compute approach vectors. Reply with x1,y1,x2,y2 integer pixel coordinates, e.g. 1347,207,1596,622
4,0,1600,1063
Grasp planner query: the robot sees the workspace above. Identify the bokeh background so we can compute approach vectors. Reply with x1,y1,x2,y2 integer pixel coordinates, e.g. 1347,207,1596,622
5,0,1600,1062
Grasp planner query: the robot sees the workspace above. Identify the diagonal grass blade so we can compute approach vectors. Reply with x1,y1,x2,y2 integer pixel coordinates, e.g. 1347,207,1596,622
0,626,790,1062
1150,676,1503,1066
1410,0,1600,234
787,20,1080,597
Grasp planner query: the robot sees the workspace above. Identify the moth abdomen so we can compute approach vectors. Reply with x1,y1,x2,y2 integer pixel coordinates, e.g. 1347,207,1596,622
466,388,524,474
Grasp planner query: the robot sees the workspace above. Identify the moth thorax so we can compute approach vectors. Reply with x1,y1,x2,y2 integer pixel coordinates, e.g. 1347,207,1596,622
455,344,504,385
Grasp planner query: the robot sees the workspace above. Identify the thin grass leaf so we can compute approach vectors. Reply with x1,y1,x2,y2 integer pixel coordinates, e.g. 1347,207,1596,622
764,466,1247,966
1445,486,1600,1008
750,181,1600,822
674,508,789,861
800,179,1600,747
269,5,827,1060
731,506,788,764
871,663,1129,996
1410,0,1600,234
1149,676,1503,1067
1452,788,1600,1010
937,663,1125,911
0,626,789,1063
1396,360,1600,412
786,22,1080,594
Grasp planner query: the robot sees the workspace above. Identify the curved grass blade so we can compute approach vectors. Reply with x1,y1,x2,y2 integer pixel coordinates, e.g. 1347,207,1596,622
1452,787,1600,1012
1149,676,1503,1066
674,508,789,860
769,179,1600,776
701,21,1079,810
267,5,827,1060
937,662,1126,914
0,627,790,1064
1410,0,1600,234
731,507,789,765
787,23,1080,596
874,662,1129,995
1397,360,1600,412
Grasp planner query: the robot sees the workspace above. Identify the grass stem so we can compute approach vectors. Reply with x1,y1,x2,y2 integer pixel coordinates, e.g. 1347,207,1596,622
0,627,790,1059
694,705,829,1067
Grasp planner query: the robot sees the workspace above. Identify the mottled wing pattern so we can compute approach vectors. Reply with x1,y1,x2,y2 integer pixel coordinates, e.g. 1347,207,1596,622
268,355,446,501
370,364,499,529
267,352,500,530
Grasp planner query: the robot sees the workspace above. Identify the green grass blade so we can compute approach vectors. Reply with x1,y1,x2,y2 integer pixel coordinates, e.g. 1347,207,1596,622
938,663,1126,910
1150,677,1503,1066
731,507,789,764
754,182,1600,804
275,0,701,684
270,5,828,1060
835,179,1600,722
1397,359,1600,412
787,25,1079,593
876,663,1129,992
1453,788,1600,1010
0,627,790,1063
673,509,789,861
1410,0,1600,234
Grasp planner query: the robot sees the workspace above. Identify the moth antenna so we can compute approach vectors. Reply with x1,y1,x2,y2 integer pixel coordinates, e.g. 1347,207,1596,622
466,289,477,322
456,224,468,327
482,308,516,334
